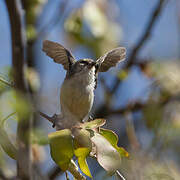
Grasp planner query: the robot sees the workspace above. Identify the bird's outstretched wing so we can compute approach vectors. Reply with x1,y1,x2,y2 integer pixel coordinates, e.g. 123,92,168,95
42,40,76,70
96,47,126,72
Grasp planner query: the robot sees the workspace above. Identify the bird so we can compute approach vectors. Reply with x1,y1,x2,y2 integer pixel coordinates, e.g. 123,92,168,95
42,40,126,129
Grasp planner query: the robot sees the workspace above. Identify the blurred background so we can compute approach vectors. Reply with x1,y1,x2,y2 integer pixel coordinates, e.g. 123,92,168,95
0,0,180,179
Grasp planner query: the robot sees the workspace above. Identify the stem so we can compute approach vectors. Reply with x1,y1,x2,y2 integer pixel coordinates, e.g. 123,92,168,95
0,112,16,127
0,126,17,160
68,160,86,180
0,77,14,87
116,170,126,180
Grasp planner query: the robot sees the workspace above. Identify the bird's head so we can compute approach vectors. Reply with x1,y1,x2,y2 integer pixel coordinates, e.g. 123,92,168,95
67,59,99,78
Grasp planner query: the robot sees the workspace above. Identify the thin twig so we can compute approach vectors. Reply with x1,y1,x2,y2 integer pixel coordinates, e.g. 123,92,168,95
65,171,70,180
109,102,144,116
0,126,17,160
0,77,14,87
68,161,86,180
127,0,166,68
0,112,16,127
48,166,63,180
124,112,140,150
111,0,167,94
31,0,69,43
116,170,126,180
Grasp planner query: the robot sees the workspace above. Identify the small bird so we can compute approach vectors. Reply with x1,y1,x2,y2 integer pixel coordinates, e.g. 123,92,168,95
42,40,126,129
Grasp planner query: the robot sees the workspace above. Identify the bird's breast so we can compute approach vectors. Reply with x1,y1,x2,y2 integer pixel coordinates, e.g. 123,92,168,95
60,79,94,120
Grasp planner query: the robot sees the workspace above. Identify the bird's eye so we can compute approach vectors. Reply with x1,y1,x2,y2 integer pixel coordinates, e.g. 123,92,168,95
80,61,88,65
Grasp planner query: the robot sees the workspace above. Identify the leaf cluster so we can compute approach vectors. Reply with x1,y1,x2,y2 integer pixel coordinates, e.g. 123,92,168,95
48,119,129,178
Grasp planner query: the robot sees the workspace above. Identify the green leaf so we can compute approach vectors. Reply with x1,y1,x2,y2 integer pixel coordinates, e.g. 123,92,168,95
0,127,17,160
73,129,92,177
48,129,73,171
80,118,106,129
91,132,121,174
99,128,129,158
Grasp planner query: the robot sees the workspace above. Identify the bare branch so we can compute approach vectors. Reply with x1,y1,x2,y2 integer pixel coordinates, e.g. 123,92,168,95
48,166,63,180
68,161,86,180
109,102,144,116
0,112,16,127
127,0,166,68
5,0,26,92
111,0,167,95
30,0,69,44
5,0,32,179
116,170,126,180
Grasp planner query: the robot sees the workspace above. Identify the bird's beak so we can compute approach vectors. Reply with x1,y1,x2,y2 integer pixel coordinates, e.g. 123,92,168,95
87,61,97,69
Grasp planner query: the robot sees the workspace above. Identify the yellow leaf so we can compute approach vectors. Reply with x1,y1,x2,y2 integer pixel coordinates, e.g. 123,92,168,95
74,148,92,178
73,129,92,177
48,129,73,171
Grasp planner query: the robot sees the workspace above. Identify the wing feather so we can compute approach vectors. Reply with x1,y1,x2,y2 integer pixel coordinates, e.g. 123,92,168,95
97,47,126,72
42,40,76,70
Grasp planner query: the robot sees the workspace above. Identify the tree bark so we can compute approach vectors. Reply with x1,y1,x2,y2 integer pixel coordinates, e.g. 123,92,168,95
5,0,32,179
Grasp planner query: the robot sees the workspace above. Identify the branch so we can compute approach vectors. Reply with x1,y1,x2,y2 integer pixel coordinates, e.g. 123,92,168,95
116,170,126,180
5,0,32,179
5,0,26,92
124,112,140,150
0,112,17,159
0,112,16,127
0,76,14,88
127,0,166,68
30,0,69,44
68,161,86,180
48,166,63,180
109,102,144,116
111,0,166,95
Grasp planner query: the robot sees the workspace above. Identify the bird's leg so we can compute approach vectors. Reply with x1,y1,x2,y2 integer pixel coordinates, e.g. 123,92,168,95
51,114,59,128
38,111,63,129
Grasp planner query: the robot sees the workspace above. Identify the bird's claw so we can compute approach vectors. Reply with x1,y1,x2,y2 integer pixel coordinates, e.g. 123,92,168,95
51,114,59,128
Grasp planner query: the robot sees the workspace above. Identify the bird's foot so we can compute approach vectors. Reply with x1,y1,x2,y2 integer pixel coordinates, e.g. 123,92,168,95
51,114,59,128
